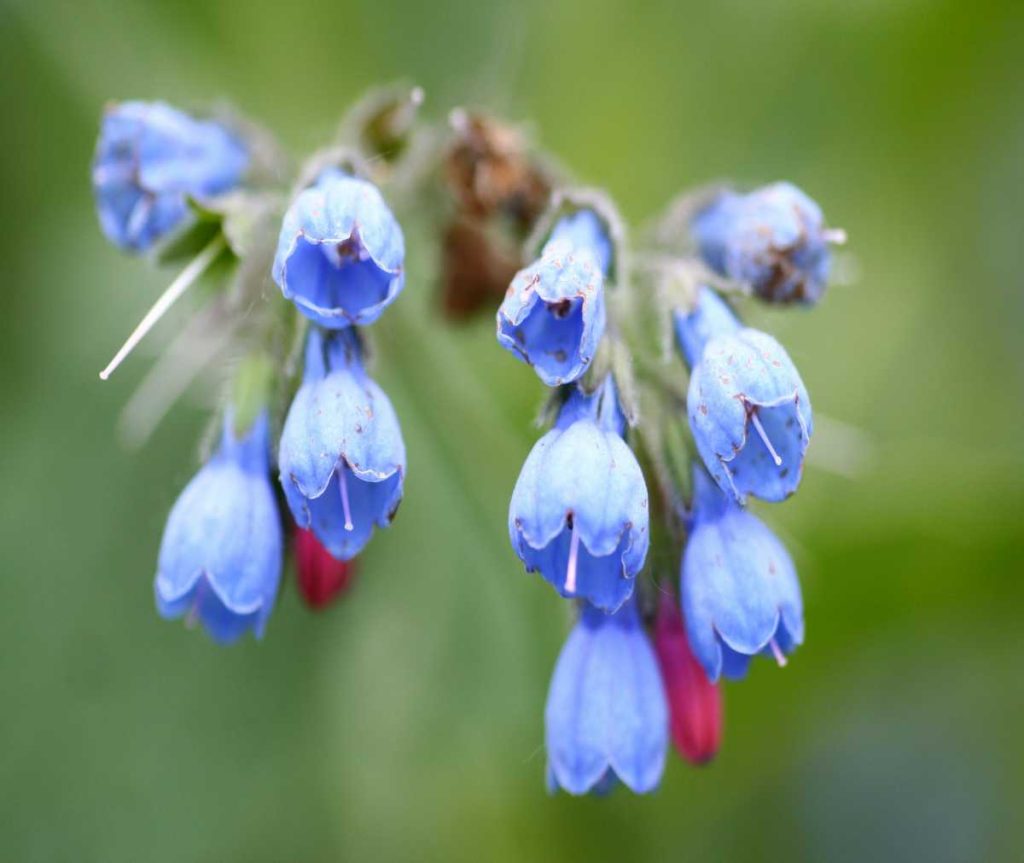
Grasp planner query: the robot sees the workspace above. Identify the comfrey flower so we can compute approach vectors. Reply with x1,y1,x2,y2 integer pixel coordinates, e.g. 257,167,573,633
691,182,835,305
496,209,610,386
545,598,668,795
92,101,248,253
653,591,722,765
272,168,405,328
675,287,812,503
278,327,405,561
154,410,282,644
681,467,804,682
508,376,648,612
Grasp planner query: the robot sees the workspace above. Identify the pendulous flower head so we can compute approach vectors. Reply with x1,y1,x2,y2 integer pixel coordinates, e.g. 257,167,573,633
272,168,405,329
681,467,804,681
294,526,357,609
496,209,610,387
653,589,722,765
154,410,282,644
508,376,648,613
545,598,668,795
691,182,832,305
278,327,405,561
676,288,813,504
92,100,248,253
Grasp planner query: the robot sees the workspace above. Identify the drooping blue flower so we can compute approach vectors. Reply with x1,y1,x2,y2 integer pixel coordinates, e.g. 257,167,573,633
508,376,648,612
272,168,405,329
675,287,813,504
545,599,668,795
154,410,282,644
681,466,804,681
691,182,833,304
278,327,405,561
496,209,611,386
92,101,248,253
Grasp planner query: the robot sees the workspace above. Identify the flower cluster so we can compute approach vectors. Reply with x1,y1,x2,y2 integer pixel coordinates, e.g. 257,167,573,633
90,89,844,796
499,181,840,794
92,99,411,642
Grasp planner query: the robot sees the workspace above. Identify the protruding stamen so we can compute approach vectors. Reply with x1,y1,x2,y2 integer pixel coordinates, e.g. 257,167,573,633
126,195,155,242
750,412,783,467
565,519,580,594
338,466,355,532
769,638,788,667
99,234,225,381
823,227,848,245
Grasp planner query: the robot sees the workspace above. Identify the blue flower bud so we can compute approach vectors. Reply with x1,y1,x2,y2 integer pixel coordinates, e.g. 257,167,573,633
508,377,648,612
681,467,804,681
676,289,813,503
692,182,832,304
154,411,282,644
92,101,248,253
545,599,668,795
278,328,405,560
496,210,610,386
272,168,405,329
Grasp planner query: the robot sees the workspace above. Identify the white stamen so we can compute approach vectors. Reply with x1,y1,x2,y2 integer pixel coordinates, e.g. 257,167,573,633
99,235,225,381
769,638,788,667
565,519,580,594
823,227,848,245
339,466,355,532
750,412,783,467
126,195,155,242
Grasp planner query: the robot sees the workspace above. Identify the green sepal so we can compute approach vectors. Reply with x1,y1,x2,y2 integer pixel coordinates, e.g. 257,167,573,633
231,353,275,438
150,206,222,266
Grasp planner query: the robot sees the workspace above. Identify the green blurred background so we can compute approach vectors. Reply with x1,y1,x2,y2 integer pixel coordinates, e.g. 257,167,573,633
2,0,1022,860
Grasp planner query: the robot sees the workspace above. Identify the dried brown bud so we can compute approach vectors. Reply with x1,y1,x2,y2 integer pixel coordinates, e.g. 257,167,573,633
440,218,522,321
444,110,551,232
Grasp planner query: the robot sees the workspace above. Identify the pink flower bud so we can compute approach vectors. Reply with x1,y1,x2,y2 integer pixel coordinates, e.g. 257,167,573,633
294,527,357,610
654,591,723,765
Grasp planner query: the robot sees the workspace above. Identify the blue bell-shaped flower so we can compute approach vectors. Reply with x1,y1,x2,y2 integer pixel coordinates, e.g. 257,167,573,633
681,466,804,681
675,288,813,503
272,168,405,329
508,376,648,612
545,598,668,795
92,101,248,253
278,327,405,561
496,209,610,387
691,182,834,305
154,410,282,644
